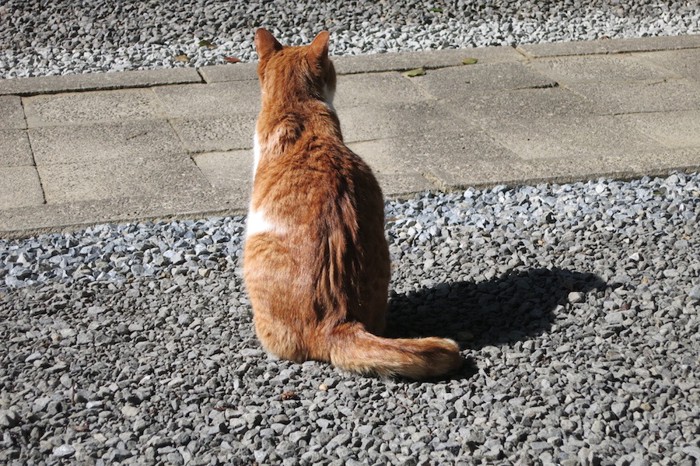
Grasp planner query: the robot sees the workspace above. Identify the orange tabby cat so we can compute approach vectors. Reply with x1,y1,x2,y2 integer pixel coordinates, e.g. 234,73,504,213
243,28,463,379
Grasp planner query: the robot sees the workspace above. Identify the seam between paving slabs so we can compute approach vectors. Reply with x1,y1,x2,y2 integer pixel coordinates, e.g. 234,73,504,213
147,86,203,175
149,84,227,190
19,96,47,205
195,68,208,83
0,67,206,97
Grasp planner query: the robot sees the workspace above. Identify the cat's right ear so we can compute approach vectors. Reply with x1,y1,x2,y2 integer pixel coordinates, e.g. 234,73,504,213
255,28,283,60
307,31,330,64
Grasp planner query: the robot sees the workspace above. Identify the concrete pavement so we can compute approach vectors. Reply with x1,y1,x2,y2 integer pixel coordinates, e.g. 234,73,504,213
1,35,699,238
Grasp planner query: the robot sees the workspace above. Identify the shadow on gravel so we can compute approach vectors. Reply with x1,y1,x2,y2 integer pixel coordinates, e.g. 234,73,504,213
387,268,607,362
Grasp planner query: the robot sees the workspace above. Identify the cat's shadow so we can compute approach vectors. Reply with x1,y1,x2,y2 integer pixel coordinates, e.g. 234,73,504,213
386,267,607,379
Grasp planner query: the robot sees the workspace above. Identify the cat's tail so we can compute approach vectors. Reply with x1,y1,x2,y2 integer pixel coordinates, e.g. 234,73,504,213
327,322,464,379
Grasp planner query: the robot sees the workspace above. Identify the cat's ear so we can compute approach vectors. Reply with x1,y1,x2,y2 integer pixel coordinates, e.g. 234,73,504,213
255,28,283,60
307,31,330,64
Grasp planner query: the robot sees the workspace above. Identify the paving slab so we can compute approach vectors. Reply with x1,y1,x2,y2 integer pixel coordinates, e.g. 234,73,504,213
443,87,661,160
332,46,523,75
193,150,253,198
0,96,26,129
565,78,700,115
617,110,700,149
347,140,437,195
409,62,557,101
345,139,417,175
333,72,434,108
337,100,472,143
23,88,165,127
440,87,692,163
526,154,647,182
446,86,598,118
530,148,700,183
625,148,700,175
0,192,243,238
0,167,44,209
0,130,33,167
169,113,257,153
636,49,700,84
37,154,211,204
530,55,678,84
348,129,526,190
198,63,258,83
153,81,260,118
0,67,202,96
374,173,437,196
467,112,665,161
28,120,184,165
429,155,542,189
517,34,700,58
401,130,538,189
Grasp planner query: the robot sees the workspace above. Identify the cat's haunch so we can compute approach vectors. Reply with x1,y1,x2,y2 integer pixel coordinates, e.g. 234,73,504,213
242,29,464,379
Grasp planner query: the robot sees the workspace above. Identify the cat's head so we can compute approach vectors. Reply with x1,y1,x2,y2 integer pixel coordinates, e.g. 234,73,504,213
254,28,336,106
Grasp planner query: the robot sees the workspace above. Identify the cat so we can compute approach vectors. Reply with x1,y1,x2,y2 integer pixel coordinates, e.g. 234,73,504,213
242,28,463,379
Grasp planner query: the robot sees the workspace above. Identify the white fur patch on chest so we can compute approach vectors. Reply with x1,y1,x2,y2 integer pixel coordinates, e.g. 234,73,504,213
246,207,281,237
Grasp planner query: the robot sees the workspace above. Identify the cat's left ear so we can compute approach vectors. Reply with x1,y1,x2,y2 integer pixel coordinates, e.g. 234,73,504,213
307,31,330,64
255,28,283,60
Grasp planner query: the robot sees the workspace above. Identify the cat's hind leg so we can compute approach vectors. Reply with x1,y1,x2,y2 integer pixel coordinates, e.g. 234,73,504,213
243,234,313,362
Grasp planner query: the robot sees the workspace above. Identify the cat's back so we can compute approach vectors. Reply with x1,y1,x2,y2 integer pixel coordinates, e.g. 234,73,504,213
252,126,383,231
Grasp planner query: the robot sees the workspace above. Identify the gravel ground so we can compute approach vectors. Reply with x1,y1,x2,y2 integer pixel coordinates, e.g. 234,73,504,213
1,0,699,78
1,173,699,464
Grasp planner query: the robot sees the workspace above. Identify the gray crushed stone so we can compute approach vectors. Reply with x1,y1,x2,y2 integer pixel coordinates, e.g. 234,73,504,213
1,0,699,78
1,173,699,464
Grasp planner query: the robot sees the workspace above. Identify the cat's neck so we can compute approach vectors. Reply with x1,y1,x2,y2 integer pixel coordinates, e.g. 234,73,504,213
260,92,335,118
257,97,343,151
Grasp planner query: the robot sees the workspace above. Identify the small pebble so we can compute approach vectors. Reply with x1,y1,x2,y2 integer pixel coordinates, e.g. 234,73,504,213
52,445,76,458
